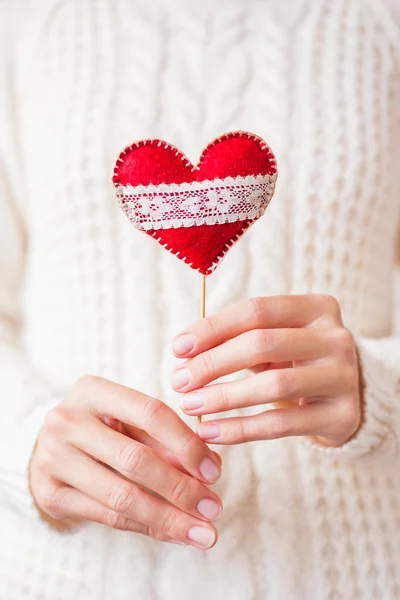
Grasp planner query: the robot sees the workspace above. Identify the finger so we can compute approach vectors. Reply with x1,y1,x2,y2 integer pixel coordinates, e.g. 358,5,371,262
69,419,223,522
43,486,146,533
125,425,191,474
250,361,292,374
43,486,188,545
196,403,336,444
78,376,222,484
172,328,334,392
171,294,342,358
53,447,218,548
121,423,222,473
180,363,343,416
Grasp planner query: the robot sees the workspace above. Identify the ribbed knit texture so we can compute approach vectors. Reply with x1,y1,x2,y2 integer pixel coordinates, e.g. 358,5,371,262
0,0,400,598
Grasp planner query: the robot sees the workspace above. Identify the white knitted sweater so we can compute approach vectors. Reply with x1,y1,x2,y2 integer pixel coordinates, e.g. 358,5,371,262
1,0,400,599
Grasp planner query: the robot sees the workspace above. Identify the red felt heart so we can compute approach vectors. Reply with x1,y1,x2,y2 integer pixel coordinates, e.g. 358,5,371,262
112,131,277,275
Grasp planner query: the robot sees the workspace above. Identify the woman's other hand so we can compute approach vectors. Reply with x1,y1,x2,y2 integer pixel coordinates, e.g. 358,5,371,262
30,375,222,549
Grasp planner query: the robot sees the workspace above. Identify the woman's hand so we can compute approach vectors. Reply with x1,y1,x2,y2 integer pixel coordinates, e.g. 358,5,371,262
30,375,223,549
171,295,362,447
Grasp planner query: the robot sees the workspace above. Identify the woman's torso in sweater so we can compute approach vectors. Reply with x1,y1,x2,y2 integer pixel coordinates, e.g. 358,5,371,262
2,0,400,598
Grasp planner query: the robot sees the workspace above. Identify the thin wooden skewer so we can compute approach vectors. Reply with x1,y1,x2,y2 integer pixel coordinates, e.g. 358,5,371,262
200,275,207,320
198,275,207,425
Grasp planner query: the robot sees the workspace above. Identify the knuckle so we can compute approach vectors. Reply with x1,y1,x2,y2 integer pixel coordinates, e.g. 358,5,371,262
336,399,360,435
103,510,131,531
73,373,99,393
251,329,269,353
177,431,197,454
268,412,292,439
68,374,100,404
317,294,342,319
49,487,67,517
43,406,70,433
341,364,359,391
201,351,215,373
233,418,247,443
252,329,281,358
247,297,267,326
119,442,149,474
268,370,293,400
199,351,216,379
141,396,167,422
217,385,230,411
37,484,62,516
35,486,53,512
269,329,284,352
35,448,56,472
205,315,221,338
108,485,135,515
146,525,160,541
331,328,355,355
170,476,191,505
160,509,178,536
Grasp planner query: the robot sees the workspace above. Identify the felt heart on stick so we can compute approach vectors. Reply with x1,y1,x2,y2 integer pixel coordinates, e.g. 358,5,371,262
113,131,277,275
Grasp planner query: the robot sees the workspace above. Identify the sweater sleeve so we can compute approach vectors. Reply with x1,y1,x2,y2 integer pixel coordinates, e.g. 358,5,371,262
0,2,64,517
302,0,400,463
0,193,64,516
303,330,400,461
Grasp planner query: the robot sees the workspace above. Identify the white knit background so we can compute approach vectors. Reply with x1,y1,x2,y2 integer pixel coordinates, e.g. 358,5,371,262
0,0,400,599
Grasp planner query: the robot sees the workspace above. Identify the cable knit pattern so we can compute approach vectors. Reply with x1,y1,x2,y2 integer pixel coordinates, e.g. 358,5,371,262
0,0,400,598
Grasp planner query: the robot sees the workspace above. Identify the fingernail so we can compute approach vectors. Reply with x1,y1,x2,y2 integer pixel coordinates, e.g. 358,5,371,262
199,457,221,482
197,498,222,521
171,368,191,390
181,392,204,412
187,526,216,549
198,423,221,442
172,333,195,356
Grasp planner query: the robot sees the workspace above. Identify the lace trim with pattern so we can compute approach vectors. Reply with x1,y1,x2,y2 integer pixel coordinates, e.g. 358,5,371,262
115,173,277,230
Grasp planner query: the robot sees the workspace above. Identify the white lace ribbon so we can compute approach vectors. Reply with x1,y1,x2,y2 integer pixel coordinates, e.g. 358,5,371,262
115,173,277,230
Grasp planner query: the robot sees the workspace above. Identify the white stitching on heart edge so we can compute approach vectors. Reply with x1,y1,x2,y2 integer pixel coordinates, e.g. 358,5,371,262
112,131,278,275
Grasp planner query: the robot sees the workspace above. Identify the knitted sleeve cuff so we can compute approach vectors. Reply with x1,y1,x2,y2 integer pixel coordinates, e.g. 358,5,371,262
301,336,399,461
1,389,63,519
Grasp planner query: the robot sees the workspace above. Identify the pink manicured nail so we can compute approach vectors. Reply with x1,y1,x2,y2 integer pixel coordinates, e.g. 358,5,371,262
198,423,221,441
181,392,204,412
171,368,191,390
172,333,195,356
199,457,221,482
197,498,222,521
187,526,215,549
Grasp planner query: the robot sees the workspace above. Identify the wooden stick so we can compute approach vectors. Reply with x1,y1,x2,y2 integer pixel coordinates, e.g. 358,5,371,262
200,275,207,319
198,275,207,425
